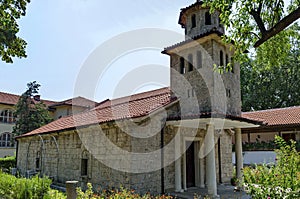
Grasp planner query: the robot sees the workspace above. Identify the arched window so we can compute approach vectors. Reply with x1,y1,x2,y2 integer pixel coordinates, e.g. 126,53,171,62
205,12,211,25
0,110,15,124
180,57,185,74
191,14,196,28
197,51,202,68
188,54,193,72
36,151,41,171
0,132,13,147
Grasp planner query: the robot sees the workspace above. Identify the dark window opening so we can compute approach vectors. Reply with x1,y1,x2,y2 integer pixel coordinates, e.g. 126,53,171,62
81,159,88,176
226,89,231,98
191,14,196,28
188,54,193,72
180,57,185,74
205,12,211,25
231,57,235,73
220,50,224,67
226,54,229,66
197,51,202,68
36,158,40,170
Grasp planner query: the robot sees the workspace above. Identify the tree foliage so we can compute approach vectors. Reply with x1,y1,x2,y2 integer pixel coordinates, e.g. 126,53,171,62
0,0,30,63
13,81,52,135
204,0,300,62
241,24,300,111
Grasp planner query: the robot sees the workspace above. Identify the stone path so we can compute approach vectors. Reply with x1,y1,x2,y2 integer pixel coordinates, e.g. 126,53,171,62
169,184,251,199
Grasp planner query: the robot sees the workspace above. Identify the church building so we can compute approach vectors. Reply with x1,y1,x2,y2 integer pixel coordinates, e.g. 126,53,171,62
15,1,260,197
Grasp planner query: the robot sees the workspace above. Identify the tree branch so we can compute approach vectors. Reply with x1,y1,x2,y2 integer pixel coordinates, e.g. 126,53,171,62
254,6,300,47
250,9,267,34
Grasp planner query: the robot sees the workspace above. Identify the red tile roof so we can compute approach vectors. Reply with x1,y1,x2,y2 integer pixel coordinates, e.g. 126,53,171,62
50,96,96,108
0,92,20,105
242,106,300,126
0,92,56,106
17,87,176,137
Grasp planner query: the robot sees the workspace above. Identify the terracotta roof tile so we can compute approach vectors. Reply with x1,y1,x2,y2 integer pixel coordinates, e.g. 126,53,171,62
242,106,300,126
162,29,223,54
50,96,96,108
18,87,175,137
0,91,56,106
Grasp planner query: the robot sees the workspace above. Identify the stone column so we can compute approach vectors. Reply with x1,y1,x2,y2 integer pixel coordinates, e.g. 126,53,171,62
200,157,205,188
175,134,182,192
235,128,243,188
205,124,218,198
66,181,78,199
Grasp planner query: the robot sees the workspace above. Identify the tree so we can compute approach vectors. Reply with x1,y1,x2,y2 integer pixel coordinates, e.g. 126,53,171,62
204,0,300,62
241,24,300,111
13,81,52,135
0,0,30,63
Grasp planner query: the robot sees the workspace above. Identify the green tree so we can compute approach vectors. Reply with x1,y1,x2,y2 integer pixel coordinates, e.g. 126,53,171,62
204,0,300,62
13,81,52,135
0,0,30,63
241,24,300,111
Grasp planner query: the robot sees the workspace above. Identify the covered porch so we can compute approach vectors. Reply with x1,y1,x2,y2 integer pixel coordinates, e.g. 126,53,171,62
166,116,261,198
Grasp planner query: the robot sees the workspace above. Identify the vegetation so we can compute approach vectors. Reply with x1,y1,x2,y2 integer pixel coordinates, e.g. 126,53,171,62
204,0,300,63
0,0,30,63
0,156,16,173
13,81,52,135
241,24,300,111
0,171,66,199
243,136,300,198
76,183,173,199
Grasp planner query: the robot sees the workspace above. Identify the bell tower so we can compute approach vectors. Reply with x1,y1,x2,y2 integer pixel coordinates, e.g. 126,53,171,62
162,0,241,116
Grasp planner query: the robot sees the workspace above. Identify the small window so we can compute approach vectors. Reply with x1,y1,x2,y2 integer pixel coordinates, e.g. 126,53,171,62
81,159,88,176
220,50,224,67
197,51,202,68
180,57,185,74
205,12,211,25
231,57,235,73
191,14,196,28
226,54,229,66
0,132,13,147
188,54,193,72
226,89,231,98
36,151,41,171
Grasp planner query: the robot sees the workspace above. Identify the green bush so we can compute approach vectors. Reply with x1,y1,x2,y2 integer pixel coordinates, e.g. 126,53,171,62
76,183,173,199
0,171,66,199
0,156,16,172
243,136,300,198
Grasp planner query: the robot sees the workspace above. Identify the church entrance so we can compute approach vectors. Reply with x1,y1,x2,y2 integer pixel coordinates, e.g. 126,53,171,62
186,141,195,187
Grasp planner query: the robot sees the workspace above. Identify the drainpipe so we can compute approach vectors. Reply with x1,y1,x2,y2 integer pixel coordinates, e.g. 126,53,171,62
160,124,165,194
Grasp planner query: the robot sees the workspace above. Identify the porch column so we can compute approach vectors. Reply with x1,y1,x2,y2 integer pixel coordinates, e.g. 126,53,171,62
205,124,218,198
235,128,243,188
175,133,182,192
199,140,205,188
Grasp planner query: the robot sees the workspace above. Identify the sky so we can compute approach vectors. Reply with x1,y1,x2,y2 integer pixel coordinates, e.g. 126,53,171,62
1,0,196,102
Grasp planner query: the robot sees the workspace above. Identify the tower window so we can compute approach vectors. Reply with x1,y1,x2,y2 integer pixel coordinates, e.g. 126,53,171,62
188,54,193,72
197,51,202,68
191,14,196,28
205,12,211,25
180,57,185,74
226,89,231,98
226,54,229,66
220,50,224,67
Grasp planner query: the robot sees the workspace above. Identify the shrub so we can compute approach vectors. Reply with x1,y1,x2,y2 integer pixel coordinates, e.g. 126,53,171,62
243,136,300,198
0,156,16,172
76,183,173,199
0,170,66,199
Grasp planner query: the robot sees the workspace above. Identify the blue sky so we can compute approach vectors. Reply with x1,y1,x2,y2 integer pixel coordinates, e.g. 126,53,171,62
1,0,195,102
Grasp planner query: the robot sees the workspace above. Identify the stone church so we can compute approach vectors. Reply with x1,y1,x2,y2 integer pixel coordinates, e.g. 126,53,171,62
16,1,260,197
